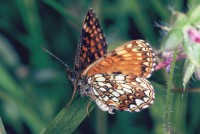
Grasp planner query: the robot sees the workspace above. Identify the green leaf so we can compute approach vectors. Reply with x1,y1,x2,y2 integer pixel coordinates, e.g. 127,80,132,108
42,97,95,134
162,28,183,50
42,0,80,26
185,42,200,66
0,117,7,134
187,5,200,24
170,11,188,27
188,0,200,7
183,59,195,89
0,35,20,68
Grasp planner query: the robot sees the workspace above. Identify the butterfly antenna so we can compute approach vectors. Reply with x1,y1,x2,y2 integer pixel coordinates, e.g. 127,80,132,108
41,46,70,70
42,46,77,108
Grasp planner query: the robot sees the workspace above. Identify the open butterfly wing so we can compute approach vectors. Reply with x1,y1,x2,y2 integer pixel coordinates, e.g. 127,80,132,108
74,9,107,73
88,74,155,113
82,40,156,78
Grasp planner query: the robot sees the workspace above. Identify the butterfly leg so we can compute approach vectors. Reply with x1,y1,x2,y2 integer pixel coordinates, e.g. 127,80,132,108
86,99,93,116
66,86,77,108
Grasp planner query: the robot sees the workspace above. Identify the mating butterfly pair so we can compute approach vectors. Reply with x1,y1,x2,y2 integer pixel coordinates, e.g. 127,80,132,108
67,9,156,114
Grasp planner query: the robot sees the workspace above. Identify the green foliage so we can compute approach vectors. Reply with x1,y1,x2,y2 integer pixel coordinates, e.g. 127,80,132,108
43,97,95,134
0,0,200,134
0,117,6,134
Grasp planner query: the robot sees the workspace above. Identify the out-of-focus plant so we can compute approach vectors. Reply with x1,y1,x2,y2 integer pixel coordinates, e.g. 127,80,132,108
155,5,200,133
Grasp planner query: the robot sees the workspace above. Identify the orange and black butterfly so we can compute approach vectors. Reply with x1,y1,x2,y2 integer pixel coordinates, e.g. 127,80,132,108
67,9,156,114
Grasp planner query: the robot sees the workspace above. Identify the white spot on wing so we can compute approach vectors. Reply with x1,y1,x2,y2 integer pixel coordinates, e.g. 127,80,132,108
141,48,147,51
115,75,125,81
123,54,132,57
142,105,149,108
150,100,154,104
135,99,144,106
116,89,125,94
132,48,138,52
96,77,106,82
121,84,132,89
153,92,155,98
106,83,112,88
101,103,109,111
117,50,127,55
146,58,151,61
131,82,137,85
126,43,132,48
103,96,109,101
136,53,142,56
94,74,103,78
136,43,143,47
95,99,109,111
112,91,120,97
146,43,150,46
92,87,99,96
100,87,106,92
135,77,142,83
146,74,151,78
137,57,143,60
88,77,92,84
140,83,148,89
143,97,149,102
112,97,119,102
135,109,140,112
130,104,137,109
144,90,150,97
123,88,132,93
143,62,149,66
116,80,125,84
98,82,104,86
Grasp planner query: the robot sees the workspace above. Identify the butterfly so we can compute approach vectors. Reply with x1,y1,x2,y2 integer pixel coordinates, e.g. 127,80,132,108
66,9,156,114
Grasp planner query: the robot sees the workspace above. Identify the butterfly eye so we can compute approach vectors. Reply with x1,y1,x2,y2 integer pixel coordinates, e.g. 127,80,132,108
67,71,77,83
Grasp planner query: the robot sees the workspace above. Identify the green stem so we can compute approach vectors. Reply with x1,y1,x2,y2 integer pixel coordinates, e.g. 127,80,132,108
164,50,178,133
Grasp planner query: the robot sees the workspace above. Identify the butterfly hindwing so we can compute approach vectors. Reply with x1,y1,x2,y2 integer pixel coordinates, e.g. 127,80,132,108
74,9,107,73
87,73,155,113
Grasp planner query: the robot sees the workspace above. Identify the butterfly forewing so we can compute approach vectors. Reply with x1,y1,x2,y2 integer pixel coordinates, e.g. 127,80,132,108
74,9,107,73
87,73,155,113
82,40,156,78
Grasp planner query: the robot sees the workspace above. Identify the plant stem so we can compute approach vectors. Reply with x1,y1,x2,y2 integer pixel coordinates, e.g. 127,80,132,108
164,50,178,133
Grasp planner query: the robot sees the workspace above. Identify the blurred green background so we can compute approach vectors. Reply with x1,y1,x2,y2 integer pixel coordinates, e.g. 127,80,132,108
0,0,200,134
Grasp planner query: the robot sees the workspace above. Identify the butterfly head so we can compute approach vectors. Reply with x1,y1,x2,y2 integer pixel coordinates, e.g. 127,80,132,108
77,75,92,96
67,69,91,96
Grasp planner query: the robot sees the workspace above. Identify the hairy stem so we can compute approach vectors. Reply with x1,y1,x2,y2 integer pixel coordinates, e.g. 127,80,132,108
164,50,178,133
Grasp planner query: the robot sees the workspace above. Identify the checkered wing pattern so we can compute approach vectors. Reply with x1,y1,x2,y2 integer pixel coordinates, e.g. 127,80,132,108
74,9,107,73
82,40,156,78
82,40,156,113
87,74,155,113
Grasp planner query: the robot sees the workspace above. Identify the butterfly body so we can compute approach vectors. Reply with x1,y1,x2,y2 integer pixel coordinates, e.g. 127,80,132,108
67,9,156,114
